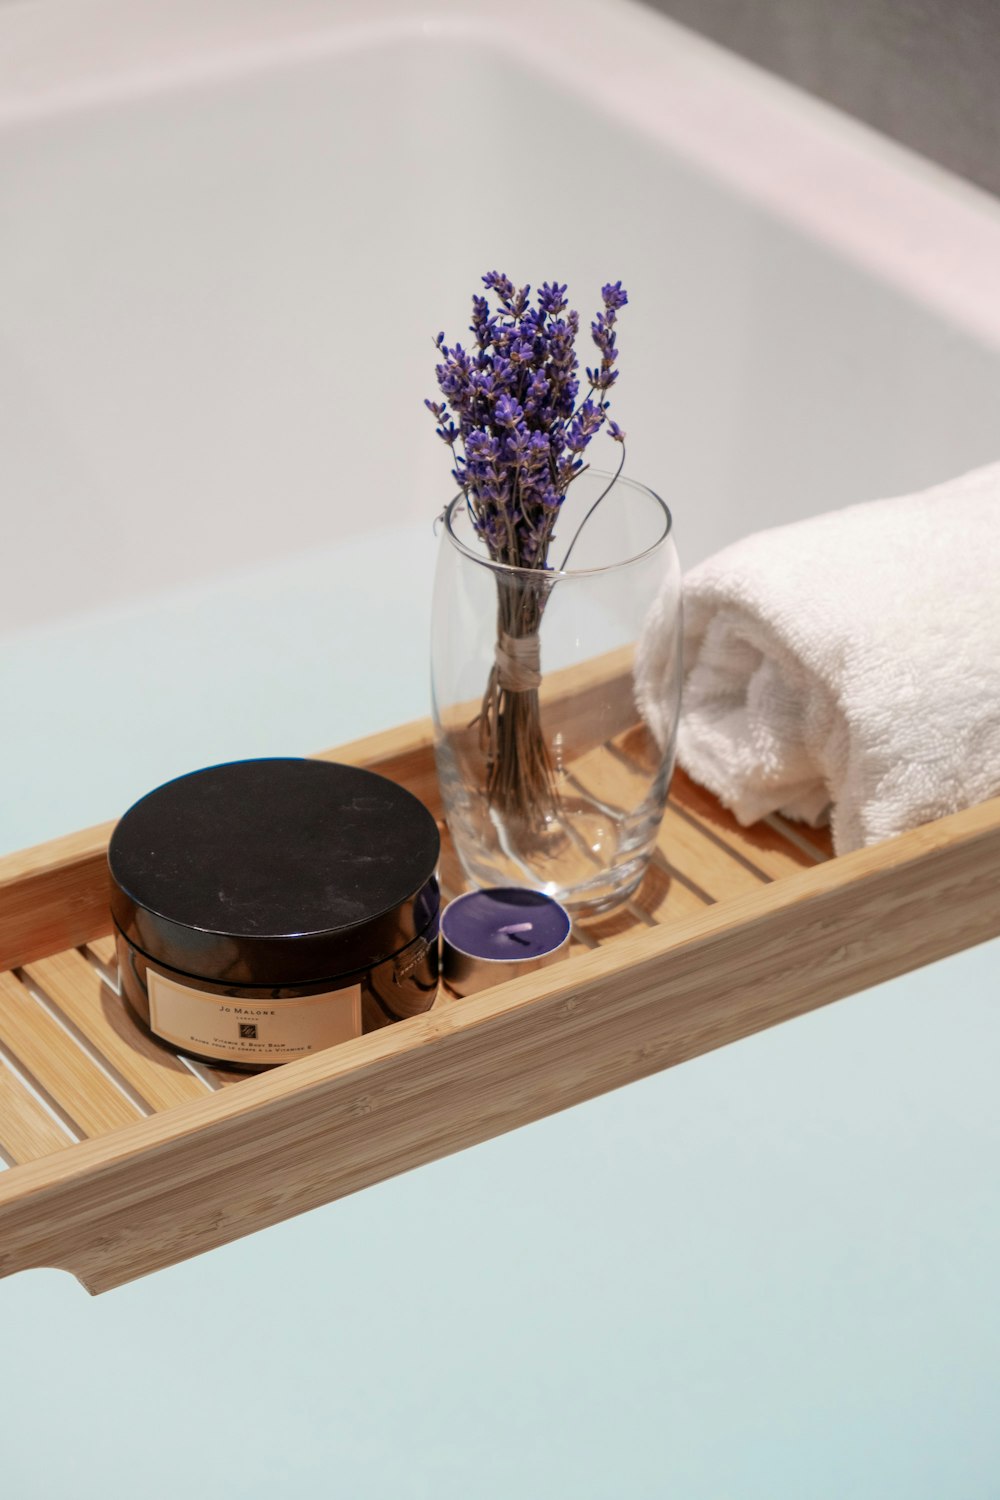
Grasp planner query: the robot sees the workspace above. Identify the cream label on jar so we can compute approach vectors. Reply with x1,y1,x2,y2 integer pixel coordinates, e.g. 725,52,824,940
146,969,362,1065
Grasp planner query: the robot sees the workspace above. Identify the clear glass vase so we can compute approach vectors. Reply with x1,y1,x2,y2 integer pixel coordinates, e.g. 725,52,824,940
431,472,682,916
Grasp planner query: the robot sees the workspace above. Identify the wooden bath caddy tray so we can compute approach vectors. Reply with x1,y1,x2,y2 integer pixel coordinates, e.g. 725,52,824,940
1,707,999,1292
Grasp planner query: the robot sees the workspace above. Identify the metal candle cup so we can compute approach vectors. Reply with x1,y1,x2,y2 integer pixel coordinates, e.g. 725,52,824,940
440,888,572,997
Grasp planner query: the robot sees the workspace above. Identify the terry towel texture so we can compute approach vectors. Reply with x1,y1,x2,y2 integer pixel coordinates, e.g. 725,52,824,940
643,461,1000,854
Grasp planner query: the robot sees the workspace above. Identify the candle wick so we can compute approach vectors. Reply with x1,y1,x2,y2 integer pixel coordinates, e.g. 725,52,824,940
498,921,534,948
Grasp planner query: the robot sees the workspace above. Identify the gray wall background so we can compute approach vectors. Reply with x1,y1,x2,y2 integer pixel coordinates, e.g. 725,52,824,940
641,0,1000,199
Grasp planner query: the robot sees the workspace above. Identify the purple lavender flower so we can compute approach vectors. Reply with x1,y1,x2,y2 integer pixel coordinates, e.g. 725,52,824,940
494,394,524,429
427,274,628,569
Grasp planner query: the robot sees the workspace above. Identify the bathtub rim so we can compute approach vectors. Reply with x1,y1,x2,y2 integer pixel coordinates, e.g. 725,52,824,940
1,0,1000,352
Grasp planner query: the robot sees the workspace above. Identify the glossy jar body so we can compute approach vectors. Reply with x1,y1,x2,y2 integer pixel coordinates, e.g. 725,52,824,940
116,895,440,1071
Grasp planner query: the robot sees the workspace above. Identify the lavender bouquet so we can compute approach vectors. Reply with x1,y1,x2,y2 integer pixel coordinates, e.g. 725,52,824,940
427,272,629,829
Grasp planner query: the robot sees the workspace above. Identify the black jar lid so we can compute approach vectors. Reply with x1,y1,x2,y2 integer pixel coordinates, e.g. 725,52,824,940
108,758,440,987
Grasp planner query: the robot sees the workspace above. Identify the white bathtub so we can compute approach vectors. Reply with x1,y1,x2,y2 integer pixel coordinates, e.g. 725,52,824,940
3,0,1000,638
3,10,1000,1488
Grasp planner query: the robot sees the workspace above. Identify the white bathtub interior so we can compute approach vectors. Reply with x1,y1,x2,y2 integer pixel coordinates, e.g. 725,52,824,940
3,4,1000,640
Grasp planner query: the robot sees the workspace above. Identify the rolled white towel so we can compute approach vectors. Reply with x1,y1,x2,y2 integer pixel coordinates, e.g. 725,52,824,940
636,461,1000,854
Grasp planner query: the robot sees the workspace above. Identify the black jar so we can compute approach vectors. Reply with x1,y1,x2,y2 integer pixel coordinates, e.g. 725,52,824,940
108,758,440,1070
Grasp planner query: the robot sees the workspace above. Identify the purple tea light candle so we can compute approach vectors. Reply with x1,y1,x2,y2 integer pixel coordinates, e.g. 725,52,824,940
440,888,572,997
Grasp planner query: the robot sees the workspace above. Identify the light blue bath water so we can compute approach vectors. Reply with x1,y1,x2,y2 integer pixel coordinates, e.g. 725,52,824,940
1,526,998,1500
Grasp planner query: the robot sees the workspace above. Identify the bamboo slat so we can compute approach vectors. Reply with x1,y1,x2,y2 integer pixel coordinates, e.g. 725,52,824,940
24,951,209,1111
0,970,141,1136
86,934,118,970
581,860,708,943
0,1055,75,1165
568,737,768,904
668,767,821,880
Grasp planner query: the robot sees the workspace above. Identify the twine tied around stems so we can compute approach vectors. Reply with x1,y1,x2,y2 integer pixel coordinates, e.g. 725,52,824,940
495,632,542,692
